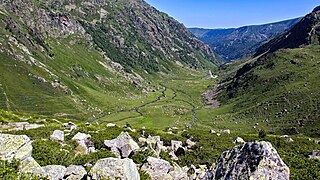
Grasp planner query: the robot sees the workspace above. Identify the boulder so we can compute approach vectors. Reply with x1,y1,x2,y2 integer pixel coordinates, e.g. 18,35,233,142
233,137,245,144
20,157,45,177
104,132,139,158
50,130,65,142
72,132,91,155
309,150,320,161
89,157,139,180
42,165,66,180
64,165,87,180
141,157,172,179
214,141,290,180
0,133,32,161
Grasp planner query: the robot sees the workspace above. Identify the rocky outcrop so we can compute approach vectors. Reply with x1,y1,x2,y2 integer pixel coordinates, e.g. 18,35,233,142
0,133,32,161
104,132,139,158
214,141,290,180
89,157,140,180
64,165,87,180
42,165,67,180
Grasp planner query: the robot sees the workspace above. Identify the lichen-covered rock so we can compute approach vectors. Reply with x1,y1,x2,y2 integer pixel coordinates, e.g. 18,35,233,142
89,157,140,180
214,141,290,180
42,165,66,180
64,165,87,180
50,130,65,142
20,157,45,177
0,133,32,161
104,132,139,158
141,157,173,179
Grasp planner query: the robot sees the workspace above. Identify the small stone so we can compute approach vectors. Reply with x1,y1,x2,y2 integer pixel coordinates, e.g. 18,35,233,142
233,137,245,144
50,130,65,142
106,123,116,127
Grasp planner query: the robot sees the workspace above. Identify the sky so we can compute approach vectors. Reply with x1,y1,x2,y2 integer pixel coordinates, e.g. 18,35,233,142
144,0,319,29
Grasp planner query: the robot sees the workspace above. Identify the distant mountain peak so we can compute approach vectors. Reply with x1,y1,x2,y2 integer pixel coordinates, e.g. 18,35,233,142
189,18,301,61
312,5,320,12
255,6,320,56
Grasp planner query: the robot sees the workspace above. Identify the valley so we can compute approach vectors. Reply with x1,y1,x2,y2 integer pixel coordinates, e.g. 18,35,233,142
1,0,320,179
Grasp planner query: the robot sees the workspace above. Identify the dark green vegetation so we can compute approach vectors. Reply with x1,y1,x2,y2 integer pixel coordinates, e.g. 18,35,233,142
189,18,301,61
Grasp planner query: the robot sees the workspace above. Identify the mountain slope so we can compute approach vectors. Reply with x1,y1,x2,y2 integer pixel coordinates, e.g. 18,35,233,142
218,7,320,136
0,0,220,119
189,18,301,61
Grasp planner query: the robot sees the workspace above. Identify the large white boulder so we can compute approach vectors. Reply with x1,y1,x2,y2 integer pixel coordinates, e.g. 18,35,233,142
50,130,65,142
0,133,32,161
104,132,139,158
89,157,140,180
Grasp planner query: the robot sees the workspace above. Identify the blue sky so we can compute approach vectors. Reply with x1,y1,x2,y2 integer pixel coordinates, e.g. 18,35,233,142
144,0,319,28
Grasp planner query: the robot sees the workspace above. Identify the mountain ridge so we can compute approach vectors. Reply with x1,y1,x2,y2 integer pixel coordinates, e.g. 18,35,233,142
189,18,301,61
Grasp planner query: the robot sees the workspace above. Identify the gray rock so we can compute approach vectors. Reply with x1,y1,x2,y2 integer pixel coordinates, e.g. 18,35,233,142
214,141,290,180
104,132,139,158
20,157,45,177
0,133,32,161
42,165,66,180
64,165,87,180
309,150,320,161
89,157,140,180
141,157,172,179
50,130,65,142
72,132,91,155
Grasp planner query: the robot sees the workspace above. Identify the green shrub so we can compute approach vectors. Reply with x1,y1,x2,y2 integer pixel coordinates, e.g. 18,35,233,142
130,149,155,165
72,149,115,171
139,170,151,180
32,140,74,166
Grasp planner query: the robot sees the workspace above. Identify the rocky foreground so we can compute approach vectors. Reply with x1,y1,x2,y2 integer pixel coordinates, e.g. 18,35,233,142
0,126,290,180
